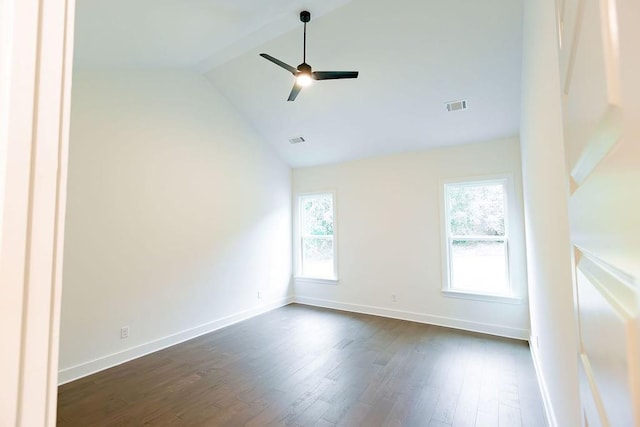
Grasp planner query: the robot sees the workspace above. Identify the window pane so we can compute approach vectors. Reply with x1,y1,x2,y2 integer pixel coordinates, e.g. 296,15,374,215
450,240,508,294
301,194,333,236
302,237,334,278
447,183,505,236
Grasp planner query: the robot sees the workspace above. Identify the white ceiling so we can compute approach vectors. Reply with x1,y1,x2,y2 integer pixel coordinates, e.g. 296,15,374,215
74,0,523,168
74,0,352,69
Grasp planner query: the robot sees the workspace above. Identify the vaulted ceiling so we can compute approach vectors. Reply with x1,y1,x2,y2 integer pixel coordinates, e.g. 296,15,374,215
74,0,523,167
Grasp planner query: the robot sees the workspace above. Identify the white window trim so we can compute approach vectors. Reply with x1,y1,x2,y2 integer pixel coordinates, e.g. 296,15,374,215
441,289,522,304
439,174,522,303
294,190,338,283
295,277,339,286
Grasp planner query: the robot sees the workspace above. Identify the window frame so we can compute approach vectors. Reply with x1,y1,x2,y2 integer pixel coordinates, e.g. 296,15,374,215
440,174,521,303
294,191,338,284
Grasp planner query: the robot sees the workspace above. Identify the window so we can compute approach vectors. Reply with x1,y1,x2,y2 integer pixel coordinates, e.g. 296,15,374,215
296,192,337,281
442,177,513,298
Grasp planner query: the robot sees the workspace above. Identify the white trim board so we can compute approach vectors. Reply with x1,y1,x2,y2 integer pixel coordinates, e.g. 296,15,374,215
293,296,529,340
58,296,294,385
529,334,557,427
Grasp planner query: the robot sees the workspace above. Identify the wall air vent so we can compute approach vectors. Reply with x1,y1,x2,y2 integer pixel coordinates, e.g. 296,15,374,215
445,99,468,112
289,136,306,144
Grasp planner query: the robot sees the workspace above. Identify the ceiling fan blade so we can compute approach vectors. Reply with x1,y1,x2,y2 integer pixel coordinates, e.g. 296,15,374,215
260,53,298,75
287,82,303,101
312,71,359,80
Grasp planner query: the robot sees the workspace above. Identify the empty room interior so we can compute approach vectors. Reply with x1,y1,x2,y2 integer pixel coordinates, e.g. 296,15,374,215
5,0,638,426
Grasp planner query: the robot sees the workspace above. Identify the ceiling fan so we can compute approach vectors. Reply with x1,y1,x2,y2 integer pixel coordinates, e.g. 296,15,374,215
260,10,359,102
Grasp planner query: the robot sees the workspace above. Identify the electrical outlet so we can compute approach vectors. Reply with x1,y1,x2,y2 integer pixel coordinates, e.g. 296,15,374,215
392,293,397,303
257,291,262,300
120,326,129,339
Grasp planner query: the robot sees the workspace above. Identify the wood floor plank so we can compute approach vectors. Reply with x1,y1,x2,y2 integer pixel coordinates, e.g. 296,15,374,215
499,403,523,427
58,304,546,426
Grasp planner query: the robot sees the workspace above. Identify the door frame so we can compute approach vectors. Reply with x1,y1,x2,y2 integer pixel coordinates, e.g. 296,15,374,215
0,0,75,425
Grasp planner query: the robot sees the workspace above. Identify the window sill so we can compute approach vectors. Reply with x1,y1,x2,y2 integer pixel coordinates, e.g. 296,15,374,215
441,289,522,304
294,276,339,285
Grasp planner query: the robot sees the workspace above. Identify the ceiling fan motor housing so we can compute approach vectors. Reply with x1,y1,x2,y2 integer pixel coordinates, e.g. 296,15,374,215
297,63,312,74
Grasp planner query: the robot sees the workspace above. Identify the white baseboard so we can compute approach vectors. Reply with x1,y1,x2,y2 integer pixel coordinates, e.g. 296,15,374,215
58,296,294,385
293,296,529,340
529,334,557,427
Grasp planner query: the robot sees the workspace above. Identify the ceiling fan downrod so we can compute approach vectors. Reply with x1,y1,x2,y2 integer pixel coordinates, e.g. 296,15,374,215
301,10,310,64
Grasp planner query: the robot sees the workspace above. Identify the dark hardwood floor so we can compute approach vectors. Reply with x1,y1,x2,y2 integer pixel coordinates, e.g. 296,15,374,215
57,304,546,426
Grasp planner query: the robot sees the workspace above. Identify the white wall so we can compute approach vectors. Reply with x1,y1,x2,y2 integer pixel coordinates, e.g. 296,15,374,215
520,0,581,425
59,69,292,383
293,138,530,339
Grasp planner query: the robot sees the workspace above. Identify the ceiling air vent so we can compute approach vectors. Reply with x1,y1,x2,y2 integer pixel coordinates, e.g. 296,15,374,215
289,136,306,144
445,99,468,112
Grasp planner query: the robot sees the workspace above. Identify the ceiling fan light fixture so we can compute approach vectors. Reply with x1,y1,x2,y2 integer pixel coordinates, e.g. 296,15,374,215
296,73,313,86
